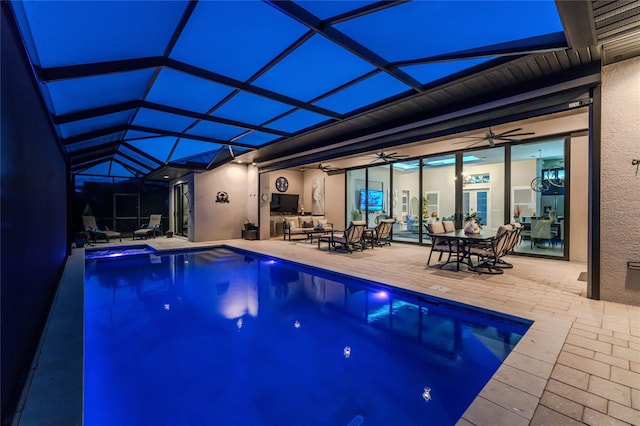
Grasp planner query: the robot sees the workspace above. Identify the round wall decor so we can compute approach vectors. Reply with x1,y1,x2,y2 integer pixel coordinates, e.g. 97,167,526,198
275,176,289,192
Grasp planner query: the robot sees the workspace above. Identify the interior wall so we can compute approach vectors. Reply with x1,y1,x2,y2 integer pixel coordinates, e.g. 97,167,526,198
395,171,420,217
600,56,640,306
194,163,248,241
423,167,455,219
1,8,69,423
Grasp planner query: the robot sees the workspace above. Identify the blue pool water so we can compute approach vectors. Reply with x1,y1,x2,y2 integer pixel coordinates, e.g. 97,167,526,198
85,245,156,260
84,247,531,425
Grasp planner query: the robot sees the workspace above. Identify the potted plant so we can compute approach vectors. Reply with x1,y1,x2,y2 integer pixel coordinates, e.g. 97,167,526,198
463,212,483,234
244,219,257,231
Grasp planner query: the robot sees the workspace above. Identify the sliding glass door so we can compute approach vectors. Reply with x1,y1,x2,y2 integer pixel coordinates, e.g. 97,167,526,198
366,165,391,228
342,137,569,260
422,154,456,222
392,160,420,242
511,140,566,257
346,169,366,227
173,182,189,237
461,147,505,231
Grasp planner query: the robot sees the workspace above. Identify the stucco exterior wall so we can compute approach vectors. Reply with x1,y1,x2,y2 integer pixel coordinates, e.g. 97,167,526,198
600,56,640,305
194,163,250,241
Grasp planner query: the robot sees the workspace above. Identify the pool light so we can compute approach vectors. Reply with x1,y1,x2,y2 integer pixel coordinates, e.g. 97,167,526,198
373,290,388,299
294,320,301,328
343,346,351,358
422,387,432,402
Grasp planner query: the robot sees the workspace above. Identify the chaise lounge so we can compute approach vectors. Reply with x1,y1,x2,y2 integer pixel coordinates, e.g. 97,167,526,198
133,214,162,240
82,215,121,243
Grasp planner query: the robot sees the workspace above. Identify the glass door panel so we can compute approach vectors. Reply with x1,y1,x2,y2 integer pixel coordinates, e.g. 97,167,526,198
346,169,366,228
366,164,390,228
511,140,565,257
461,147,504,232
422,154,456,244
174,183,189,237
392,160,420,242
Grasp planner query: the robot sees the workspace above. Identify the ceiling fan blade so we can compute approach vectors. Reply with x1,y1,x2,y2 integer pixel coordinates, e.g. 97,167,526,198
495,138,526,143
497,132,535,138
496,127,523,136
461,139,486,148
453,139,482,144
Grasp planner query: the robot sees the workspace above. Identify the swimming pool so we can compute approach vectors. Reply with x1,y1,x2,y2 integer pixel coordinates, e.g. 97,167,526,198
84,247,531,425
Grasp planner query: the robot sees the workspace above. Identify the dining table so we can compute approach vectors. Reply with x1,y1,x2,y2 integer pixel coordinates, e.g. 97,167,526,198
427,229,497,273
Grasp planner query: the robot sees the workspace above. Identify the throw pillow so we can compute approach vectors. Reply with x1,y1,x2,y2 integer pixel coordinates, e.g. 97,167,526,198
302,220,314,228
288,219,297,229
319,219,328,227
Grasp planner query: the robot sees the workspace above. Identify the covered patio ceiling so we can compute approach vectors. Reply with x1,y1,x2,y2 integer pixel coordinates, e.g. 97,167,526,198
7,1,640,180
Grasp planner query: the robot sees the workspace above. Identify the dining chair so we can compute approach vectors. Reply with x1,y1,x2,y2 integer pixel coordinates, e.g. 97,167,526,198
426,222,459,266
442,220,455,232
468,225,512,274
531,219,552,248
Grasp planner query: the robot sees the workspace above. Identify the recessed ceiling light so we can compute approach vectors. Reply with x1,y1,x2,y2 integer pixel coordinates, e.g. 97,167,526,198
163,175,169,179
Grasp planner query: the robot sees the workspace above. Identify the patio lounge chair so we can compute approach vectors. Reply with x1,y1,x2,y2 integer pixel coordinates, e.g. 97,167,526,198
82,215,121,242
133,214,162,240
318,220,366,253
368,218,395,247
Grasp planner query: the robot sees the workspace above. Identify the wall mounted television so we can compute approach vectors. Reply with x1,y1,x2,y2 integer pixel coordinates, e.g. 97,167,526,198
359,189,384,211
270,193,299,214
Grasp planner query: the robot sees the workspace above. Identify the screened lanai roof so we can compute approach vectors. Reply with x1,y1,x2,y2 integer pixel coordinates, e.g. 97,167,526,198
9,0,637,179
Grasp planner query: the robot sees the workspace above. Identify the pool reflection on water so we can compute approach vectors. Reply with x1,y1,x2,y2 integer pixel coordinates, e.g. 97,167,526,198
84,247,531,425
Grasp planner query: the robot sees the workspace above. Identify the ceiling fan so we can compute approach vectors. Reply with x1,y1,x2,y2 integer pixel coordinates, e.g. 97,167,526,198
369,149,409,163
318,163,342,173
301,163,342,173
455,127,535,148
